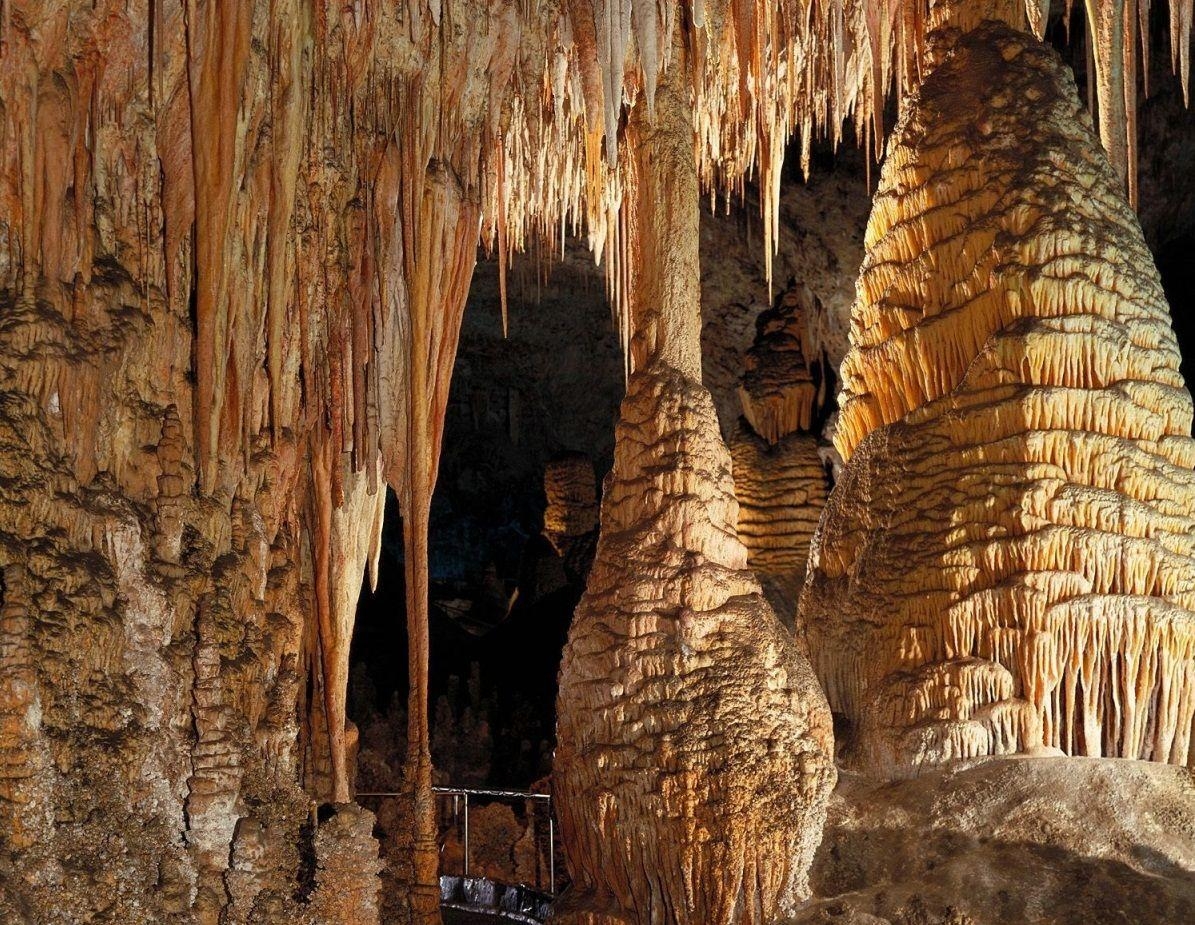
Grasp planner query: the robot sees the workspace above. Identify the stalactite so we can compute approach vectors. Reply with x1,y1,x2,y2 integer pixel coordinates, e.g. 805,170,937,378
1,0,1192,920
801,11,1195,777
389,142,482,924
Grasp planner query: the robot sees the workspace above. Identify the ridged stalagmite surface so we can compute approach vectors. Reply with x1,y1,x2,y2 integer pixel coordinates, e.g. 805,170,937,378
730,424,829,622
555,364,836,925
801,19,1195,776
554,67,835,925
731,282,831,617
542,454,599,554
738,284,827,445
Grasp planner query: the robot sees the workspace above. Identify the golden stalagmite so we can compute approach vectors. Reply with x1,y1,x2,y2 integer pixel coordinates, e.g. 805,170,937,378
731,283,831,620
554,64,836,925
801,9,1195,776
730,425,830,623
738,284,827,445
542,453,599,555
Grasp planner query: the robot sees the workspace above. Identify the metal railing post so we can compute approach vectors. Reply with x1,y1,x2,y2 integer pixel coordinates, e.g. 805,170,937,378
548,806,555,896
355,786,555,894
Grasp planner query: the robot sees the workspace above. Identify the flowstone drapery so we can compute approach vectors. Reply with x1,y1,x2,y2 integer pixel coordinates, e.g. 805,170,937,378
801,12,1195,776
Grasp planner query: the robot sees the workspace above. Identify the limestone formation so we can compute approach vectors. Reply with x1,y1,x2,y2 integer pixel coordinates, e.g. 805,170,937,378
738,283,828,445
801,16,1195,776
730,282,832,618
542,454,599,557
554,67,836,925
308,805,385,925
555,364,837,925
730,424,830,622
1,0,1193,920
796,757,1195,924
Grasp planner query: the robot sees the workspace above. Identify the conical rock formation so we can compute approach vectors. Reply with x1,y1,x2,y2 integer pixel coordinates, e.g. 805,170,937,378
801,20,1195,776
555,361,835,925
731,282,831,620
730,423,829,622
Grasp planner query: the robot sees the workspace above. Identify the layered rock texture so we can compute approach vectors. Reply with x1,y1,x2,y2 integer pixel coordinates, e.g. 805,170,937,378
801,19,1195,776
555,364,837,925
554,69,835,925
543,455,599,549
731,282,832,618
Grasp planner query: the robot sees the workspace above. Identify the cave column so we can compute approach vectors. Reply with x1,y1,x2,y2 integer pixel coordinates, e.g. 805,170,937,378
625,71,702,380
553,47,835,925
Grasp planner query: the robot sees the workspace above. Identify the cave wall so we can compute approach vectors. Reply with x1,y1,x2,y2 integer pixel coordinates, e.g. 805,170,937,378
0,0,514,919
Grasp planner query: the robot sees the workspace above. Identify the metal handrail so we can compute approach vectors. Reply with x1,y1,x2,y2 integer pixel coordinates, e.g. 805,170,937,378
356,786,556,895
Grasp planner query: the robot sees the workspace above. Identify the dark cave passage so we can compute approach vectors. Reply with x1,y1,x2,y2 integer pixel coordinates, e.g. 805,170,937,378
347,238,622,798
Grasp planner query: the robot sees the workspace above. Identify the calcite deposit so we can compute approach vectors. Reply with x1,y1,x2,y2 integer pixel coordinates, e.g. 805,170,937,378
797,756,1195,924
542,454,599,558
802,14,1195,776
730,282,832,618
554,68,836,925
2,0,1194,921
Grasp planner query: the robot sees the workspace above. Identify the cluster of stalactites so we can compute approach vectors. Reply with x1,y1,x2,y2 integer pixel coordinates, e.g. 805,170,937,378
490,0,1195,322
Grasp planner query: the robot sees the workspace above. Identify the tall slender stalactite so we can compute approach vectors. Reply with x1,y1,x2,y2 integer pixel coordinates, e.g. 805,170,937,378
553,62,836,925
801,0,1195,776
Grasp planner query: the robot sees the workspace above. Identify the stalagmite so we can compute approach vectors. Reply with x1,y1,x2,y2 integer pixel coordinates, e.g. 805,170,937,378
738,283,828,445
1,0,1192,920
730,282,831,620
801,4,1195,777
542,453,600,558
554,65,836,925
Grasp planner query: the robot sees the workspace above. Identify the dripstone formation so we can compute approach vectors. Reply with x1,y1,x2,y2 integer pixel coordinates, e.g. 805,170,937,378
554,364,837,925
730,282,832,619
2,0,1195,921
554,68,836,925
801,16,1195,775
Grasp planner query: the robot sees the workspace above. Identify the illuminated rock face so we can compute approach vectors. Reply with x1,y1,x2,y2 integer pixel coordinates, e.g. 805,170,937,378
730,423,829,622
542,453,599,555
801,21,1195,775
554,364,836,925
738,284,827,445
554,70,835,925
731,283,831,619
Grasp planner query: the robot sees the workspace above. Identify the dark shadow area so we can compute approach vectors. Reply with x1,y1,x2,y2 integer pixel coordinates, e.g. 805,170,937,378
347,236,622,794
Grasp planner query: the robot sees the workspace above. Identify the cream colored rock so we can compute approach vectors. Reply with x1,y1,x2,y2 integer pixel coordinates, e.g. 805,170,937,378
801,20,1195,776
731,281,831,620
796,757,1195,924
555,363,836,925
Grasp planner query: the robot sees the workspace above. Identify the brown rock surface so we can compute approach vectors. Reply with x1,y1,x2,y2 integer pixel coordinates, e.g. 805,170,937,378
730,280,832,620
802,18,1195,776
555,63,835,925
730,423,829,623
739,283,828,444
542,453,600,557
794,757,1195,924
555,363,837,925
